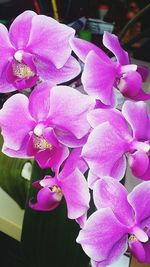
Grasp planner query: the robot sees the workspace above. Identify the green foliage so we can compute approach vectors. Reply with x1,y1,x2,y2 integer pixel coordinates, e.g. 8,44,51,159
0,134,32,209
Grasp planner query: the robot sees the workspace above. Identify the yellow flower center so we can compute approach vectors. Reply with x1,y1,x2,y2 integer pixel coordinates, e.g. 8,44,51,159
51,185,61,193
129,234,137,241
13,63,35,79
51,186,63,201
34,136,52,150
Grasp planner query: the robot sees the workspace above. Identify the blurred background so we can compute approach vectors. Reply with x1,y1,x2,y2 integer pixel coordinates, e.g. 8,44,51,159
0,0,149,62
0,0,149,60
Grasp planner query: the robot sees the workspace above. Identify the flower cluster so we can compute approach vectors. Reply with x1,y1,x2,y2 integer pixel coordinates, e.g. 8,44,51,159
0,10,150,266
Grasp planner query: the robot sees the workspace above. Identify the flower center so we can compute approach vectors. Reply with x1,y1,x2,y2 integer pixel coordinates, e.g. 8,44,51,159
130,226,149,243
130,140,150,154
13,63,35,79
33,135,52,150
51,185,61,193
129,234,137,241
51,186,63,201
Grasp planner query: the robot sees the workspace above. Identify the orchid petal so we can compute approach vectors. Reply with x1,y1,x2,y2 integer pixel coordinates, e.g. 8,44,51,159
2,135,30,158
0,24,15,76
122,100,150,140
143,241,150,264
121,65,137,73
0,94,35,150
13,76,38,91
130,90,150,101
129,239,146,263
39,176,58,188
29,81,52,121
6,55,38,91
33,148,52,169
54,129,88,148
35,144,69,172
118,71,143,99
44,129,69,172
9,10,37,49
59,168,90,220
69,37,111,63
136,162,150,181
111,155,127,180
77,208,128,262
93,177,134,225
82,122,128,178
127,181,150,225
87,170,99,189
128,151,149,178
35,55,81,83
87,156,126,189
91,235,128,267
27,15,75,68
29,187,61,211
103,31,129,65
60,147,82,177
82,51,116,105
0,71,16,93
137,65,149,82
49,86,95,139
87,108,131,140
76,213,87,229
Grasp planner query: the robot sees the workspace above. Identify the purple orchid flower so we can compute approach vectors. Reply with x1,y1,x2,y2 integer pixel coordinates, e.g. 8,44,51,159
0,82,95,171
0,10,80,92
82,100,150,188
70,32,150,105
77,177,150,266
30,148,90,226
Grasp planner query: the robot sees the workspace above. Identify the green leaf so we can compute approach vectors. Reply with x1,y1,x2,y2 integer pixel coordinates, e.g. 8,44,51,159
0,134,32,209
